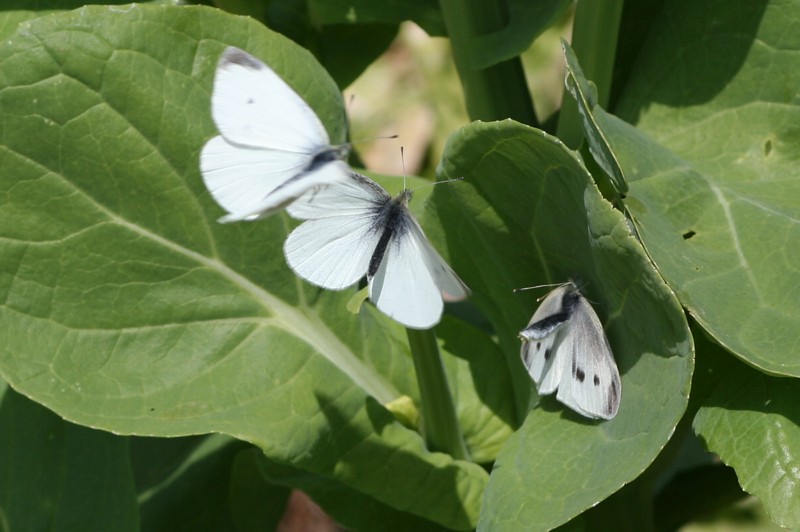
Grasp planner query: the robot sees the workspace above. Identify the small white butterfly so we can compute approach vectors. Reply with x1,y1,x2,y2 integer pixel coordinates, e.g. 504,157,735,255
519,282,621,420
200,47,350,222
284,172,469,329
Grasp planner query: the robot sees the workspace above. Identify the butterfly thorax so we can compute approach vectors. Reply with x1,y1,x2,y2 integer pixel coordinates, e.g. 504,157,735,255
367,190,413,278
520,285,581,340
305,144,350,172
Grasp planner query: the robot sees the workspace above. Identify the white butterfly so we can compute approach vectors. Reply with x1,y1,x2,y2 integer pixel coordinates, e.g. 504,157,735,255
200,47,350,222
519,282,621,420
284,172,470,329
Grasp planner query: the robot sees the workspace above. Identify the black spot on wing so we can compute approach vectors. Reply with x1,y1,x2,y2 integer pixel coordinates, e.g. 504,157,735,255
607,380,619,416
572,359,585,383
544,348,552,361
522,347,531,365
593,374,600,386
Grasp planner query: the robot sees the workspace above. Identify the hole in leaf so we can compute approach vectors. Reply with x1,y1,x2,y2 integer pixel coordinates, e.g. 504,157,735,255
764,139,772,156
683,230,696,240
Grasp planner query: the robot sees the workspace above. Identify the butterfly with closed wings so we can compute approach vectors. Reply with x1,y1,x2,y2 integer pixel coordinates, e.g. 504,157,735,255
284,172,470,330
519,282,621,420
200,47,350,222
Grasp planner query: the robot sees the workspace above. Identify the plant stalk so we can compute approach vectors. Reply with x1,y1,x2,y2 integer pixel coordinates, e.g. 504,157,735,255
439,0,537,125
406,328,469,460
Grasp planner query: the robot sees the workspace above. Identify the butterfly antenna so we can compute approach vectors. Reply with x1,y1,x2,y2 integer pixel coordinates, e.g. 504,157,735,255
436,177,465,186
401,146,407,190
352,133,399,143
513,282,565,294
345,94,399,144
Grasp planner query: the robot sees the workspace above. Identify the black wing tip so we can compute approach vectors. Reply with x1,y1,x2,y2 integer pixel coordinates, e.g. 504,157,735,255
220,46,264,71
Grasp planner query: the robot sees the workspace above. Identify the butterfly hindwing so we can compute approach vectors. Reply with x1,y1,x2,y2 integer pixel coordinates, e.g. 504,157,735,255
201,136,345,222
406,218,470,302
368,214,445,330
556,296,621,419
519,285,571,393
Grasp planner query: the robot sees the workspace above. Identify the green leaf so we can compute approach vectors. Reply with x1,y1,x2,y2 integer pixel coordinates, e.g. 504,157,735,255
0,0,152,40
432,120,693,530
0,383,138,530
693,360,800,528
467,0,572,70
0,6,485,529
134,434,249,530
603,0,800,376
562,41,627,194
220,0,399,88
229,448,292,531
314,23,398,88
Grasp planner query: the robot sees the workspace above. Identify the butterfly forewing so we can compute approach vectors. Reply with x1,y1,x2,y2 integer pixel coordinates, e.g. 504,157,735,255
286,171,389,220
210,47,330,152
284,174,386,290
369,226,443,329
520,286,571,392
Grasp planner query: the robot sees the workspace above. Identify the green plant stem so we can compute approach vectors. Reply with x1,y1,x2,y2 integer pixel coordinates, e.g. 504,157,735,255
557,0,624,147
406,328,469,460
439,0,537,125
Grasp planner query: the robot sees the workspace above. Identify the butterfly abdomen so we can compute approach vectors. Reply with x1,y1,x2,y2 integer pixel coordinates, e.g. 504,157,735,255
367,191,412,278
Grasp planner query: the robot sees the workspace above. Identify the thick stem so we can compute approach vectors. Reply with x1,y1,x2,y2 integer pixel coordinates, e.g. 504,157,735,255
439,0,537,125
406,328,469,460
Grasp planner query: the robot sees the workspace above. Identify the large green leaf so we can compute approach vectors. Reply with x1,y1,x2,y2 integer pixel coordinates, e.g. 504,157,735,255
432,120,693,530
0,0,158,40
593,0,800,376
0,6,487,529
0,383,138,530
693,360,800,528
